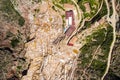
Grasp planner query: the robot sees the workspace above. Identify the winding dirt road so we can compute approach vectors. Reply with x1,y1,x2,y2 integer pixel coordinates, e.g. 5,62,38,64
101,0,118,79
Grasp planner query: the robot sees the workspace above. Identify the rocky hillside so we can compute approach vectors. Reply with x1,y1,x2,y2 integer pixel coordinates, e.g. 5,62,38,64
0,0,29,79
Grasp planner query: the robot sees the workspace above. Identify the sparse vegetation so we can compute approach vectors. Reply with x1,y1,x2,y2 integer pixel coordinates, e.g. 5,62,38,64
76,23,113,79
78,0,102,19
80,1,107,30
11,37,20,48
0,0,25,26
0,0,27,79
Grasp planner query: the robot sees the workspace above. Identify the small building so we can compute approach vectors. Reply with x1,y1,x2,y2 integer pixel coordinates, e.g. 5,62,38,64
65,10,76,46
99,18,105,25
64,10,75,32
52,10,76,45
65,10,75,26
84,3,91,13
65,10,75,36
67,36,78,46
65,25,75,37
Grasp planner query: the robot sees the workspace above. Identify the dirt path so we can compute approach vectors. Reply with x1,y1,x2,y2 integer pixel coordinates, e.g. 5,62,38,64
101,0,118,79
